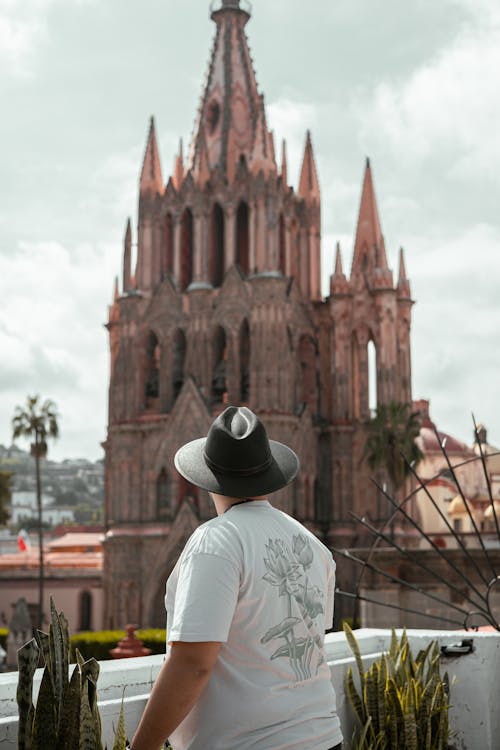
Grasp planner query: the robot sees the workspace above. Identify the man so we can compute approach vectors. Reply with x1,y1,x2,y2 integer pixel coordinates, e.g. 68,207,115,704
131,406,343,750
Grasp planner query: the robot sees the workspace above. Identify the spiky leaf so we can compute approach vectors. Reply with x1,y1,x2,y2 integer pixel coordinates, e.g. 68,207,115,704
32,668,57,750
56,664,82,750
35,630,50,669
111,697,127,750
346,666,365,726
17,638,40,750
343,621,365,691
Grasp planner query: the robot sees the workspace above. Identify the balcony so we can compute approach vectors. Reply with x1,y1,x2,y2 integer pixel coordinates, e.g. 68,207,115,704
1,628,499,748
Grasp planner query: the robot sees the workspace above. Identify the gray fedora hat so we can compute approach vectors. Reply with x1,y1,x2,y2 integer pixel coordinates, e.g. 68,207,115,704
174,406,300,498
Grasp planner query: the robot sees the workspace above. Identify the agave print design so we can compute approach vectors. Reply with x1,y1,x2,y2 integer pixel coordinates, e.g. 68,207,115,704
261,535,325,680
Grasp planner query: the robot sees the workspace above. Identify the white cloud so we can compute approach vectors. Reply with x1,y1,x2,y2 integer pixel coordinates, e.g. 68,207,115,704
0,0,92,74
0,239,118,459
267,97,318,188
410,223,500,447
356,8,500,183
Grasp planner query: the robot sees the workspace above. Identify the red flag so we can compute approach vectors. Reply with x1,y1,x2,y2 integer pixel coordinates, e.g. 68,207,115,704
17,529,29,552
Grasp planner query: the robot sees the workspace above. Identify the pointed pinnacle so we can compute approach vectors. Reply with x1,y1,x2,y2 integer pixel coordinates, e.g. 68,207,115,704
398,247,408,280
298,130,320,201
334,242,343,275
140,116,163,195
281,139,288,186
113,276,119,302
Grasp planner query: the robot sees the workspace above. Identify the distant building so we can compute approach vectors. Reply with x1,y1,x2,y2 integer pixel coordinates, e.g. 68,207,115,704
413,400,500,549
9,491,75,527
103,0,414,627
0,532,103,631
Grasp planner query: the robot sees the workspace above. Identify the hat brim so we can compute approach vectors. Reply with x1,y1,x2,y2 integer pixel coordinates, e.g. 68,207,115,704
174,438,300,498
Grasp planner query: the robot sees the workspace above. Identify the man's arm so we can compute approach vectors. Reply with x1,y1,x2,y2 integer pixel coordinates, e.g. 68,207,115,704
130,641,222,750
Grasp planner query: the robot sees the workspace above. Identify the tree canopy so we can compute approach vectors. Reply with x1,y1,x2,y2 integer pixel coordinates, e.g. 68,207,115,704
12,395,59,456
363,401,423,492
0,471,12,526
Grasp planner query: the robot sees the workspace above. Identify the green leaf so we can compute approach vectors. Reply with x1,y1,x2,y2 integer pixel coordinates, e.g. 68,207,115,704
16,638,40,750
56,664,82,750
378,655,387,734
32,668,57,750
346,666,365,727
79,679,96,750
343,620,365,691
111,694,127,750
35,630,50,669
364,667,378,734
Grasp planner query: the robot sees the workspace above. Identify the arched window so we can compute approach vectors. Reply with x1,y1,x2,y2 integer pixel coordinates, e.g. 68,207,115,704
162,213,174,280
290,218,299,280
298,334,317,414
239,319,250,403
79,590,92,631
279,213,286,274
145,331,160,405
351,333,360,420
236,201,249,276
157,468,172,520
180,207,193,291
172,329,186,402
368,339,377,415
179,475,199,510
211,326,228,404
210,203,225,287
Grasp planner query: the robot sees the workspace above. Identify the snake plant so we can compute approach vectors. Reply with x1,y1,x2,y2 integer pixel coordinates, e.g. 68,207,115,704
17,597,127,750
344,623,451,750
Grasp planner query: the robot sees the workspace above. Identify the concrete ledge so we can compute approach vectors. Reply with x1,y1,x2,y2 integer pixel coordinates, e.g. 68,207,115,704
0,629,498,749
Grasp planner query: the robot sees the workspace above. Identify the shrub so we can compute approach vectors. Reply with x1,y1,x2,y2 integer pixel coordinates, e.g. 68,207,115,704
17,598,126,749
70,628,166,661
344,622,451,750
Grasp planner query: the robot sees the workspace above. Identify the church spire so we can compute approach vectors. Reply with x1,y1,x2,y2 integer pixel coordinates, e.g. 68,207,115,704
350,158,390,281
330,242,350,296
250,97,277,177
140,117,164,196
397,247,412,300
281,139,288,187
298,131,320,203
187,0,260,182
123,218,132,292
172,138,184,190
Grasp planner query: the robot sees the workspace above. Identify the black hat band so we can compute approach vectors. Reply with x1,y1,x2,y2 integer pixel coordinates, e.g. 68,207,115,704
203,450,273,477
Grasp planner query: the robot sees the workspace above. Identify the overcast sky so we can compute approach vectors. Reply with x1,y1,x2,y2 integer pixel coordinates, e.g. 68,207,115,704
0,0,499,460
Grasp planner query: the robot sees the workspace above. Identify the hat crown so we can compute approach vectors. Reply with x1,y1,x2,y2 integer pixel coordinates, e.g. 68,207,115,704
204,407,272,475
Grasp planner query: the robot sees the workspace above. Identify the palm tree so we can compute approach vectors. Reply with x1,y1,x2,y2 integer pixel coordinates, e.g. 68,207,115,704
0,471,12,526
12,395,59,628
363,401,423,500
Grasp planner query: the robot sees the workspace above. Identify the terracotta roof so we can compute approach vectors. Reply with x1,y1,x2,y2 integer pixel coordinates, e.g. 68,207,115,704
0,550,102,571
47,533,103,552
419,427,473,456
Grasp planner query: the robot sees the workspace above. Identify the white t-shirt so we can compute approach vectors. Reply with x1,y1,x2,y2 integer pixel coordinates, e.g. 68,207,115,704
165,500,343,750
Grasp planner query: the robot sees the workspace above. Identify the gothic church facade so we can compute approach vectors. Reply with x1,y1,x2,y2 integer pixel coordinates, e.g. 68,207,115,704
103,0,413,627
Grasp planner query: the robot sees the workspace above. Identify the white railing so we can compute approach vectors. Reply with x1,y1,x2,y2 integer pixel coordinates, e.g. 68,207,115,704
1,629,499,748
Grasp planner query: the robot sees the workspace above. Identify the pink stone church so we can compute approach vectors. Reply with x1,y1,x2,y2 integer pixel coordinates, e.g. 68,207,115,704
103,0,413,628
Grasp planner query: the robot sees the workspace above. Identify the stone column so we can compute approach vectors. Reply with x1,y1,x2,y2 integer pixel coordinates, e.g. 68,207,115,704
193,210,204,283
224,206,236,273
173,217,181,288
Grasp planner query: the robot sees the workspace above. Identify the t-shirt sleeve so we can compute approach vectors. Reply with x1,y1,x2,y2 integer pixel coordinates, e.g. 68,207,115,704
325,556,336,630
167,551,240,643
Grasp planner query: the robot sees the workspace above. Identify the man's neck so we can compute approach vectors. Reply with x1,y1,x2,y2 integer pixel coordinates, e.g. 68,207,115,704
210,493,269,516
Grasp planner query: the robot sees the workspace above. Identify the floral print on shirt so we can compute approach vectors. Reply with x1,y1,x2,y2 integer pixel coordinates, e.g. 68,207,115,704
261,534,325,680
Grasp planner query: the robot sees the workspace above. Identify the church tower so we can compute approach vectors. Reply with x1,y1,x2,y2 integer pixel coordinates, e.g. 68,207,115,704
103,0,413,627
